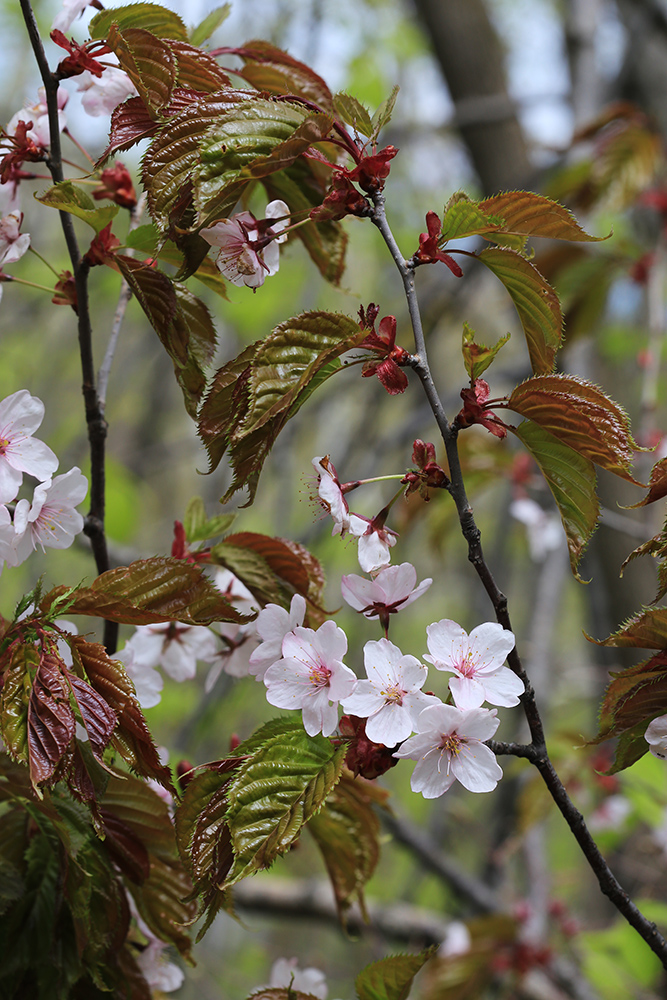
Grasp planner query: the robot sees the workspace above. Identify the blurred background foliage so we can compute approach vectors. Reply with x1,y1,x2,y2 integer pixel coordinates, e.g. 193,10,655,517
4,0,667,997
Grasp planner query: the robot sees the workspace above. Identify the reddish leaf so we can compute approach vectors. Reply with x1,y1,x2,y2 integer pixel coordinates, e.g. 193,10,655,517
479,191,607,244
66,670,116,758
27,652,75,787
100,809,151,884
592,607,667,649
591,652,667,768
129,854,196,958
198,343,258,474
508,374,644,484
625,456,667,507
170,40,230,92
70,637,173,791
235,40,335,112
98,89,202,164
107,25,177,117
43,557,248,626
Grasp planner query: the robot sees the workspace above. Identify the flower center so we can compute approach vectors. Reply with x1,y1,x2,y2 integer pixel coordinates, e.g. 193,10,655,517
440,733,464,756
0,436,8,455
309,662,331,689
456,650,481,679
381,682,403,704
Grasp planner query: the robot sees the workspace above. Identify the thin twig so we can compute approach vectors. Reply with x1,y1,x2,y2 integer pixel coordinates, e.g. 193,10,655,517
20,0,116,653
371,191,667,967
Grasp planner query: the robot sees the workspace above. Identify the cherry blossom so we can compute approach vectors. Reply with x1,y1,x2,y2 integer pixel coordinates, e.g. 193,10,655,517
200,200,289,288
205,570,259,685
11,467,87,562
76,64,137,116
645,715,667,759
263,620,357,737
353,514,398,573
0,389,59,503
342,562,432,632
125,622,219,683
393,703,502,797
52,0,96,32
341,638,441,745
0,504,14,571
248,593,307,680
0,211,29,266
7,87,68,148
113,644,164,710
425,620,522,710
269,957,328,999
311,454,363,538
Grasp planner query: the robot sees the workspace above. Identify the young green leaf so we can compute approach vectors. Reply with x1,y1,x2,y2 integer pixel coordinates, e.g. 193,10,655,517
479,191,607,245
183,497,236,543
371,85,400,141
461,323,510,381
89,2,188,41
355,949,436,1000
440,193,503,242
334,93,374,137
36,182,119,232
477,247,563,374
511,419,599,579
508,374,644,484
189,4,231,46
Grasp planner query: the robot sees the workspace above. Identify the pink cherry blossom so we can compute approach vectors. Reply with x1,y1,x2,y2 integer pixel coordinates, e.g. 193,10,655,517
341,638,441,746
11,467,87,563
204,568,260,684
248,593,307,680
0,504,14,571
263,620,357,737
7,87,68,148
312,455,357,536
351,513,398,573
201,200,289,288
342,562,432,631
645,715,667,759
125,622,219,683
76,65,138,116
393,703,502,797
112,644,164,710
425,620,522,710
52,0,95,32
0,211,29,266
0,390,59,503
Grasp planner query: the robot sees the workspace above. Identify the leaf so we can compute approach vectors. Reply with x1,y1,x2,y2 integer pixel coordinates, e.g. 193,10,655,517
440,193,503,242
65,671,116,759
183,497,235,543
124,224,230,299
42,557,249,626
235,41,335,112
334,93,373,137
217,532,324,608
370,85,400,140
592,608,667,649
237,114,334,183
189,4,231,46
508,374,644,484
223,720,346,887
209,542,284,608
479,191,607,245
89,3,188,41
606,724,650,774
477,247,563,375
69,636,173,791
107,25,176,117
36,181,119,232
98,90,205,164
170,40,230,92
512,420,599,579
461,323,510,381
199,312,365,505
355,950,436,1000
307,770,385,922
1,643,37,765
625,457,667,507
129,854,195,958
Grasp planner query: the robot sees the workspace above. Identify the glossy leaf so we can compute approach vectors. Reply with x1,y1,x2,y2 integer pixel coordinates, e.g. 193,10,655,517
69,636,173,791
89,3,188,41
107,25,176,117
99,90,201,164
223,720,346,887
307,770,386,921
461,323,510,381
512,419,598,578
593,608,667,649
210,542,284,608
355,950,436,1000
189,4,231,46
626,457,667,507
27,653,75,789
479,191,607,247
235,41,335,112
129,854,195,958
440,193,502,242
477,247,562,374
66,671,116,759
36,181,119,232
43,558,247,626
334,92,373,137
0,643,36,765
217,532,324,609
199,312,365,505
170,40,230,92
236,113,334,183
508,374,643,484
101,770,179,863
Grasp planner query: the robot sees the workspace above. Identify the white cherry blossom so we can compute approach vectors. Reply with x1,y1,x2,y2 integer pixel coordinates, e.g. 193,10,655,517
7,87,68,148
113,644,164,710
0,211,29,266
394,703,502,797
126,621,219,683
76,65,138,117
0,390,58,504
645,715,667,760
52,0,95,32
263,620,357,737
201,200,289,288
312,455,357,536
0,504,14,571
425,620,522,710
342,562,432,630
510,497,563,562
248,593,307,680
342,638,441,746
351,514,398,573
11,466,87,562
205,568,259,684
269,957,327,999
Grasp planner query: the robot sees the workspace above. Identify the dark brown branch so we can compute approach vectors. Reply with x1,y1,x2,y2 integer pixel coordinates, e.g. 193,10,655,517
371,192,667,968
20,0,116,653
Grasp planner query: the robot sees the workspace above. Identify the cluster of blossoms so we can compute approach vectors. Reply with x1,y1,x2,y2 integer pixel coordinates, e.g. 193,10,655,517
0,390,87,572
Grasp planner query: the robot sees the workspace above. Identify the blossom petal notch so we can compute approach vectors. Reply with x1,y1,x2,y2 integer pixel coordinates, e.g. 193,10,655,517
394,703,503,797
263,620,357,737
425,619,521,710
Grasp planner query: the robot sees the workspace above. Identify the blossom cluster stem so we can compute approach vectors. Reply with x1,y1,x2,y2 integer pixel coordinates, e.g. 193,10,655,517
20,0,116,654
371,191,667,967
